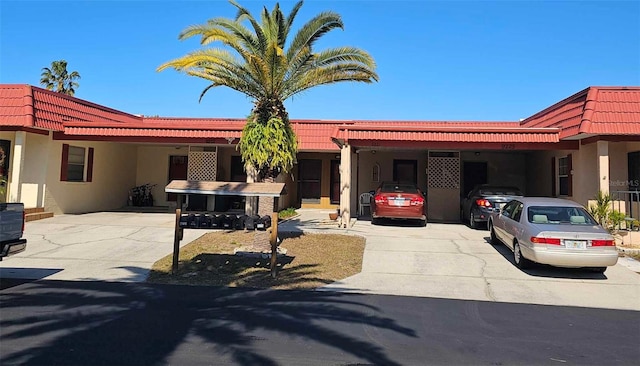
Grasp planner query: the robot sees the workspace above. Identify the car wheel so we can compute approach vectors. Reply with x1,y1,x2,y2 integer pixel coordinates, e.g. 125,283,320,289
589,267,607,274
489,222,499,245
513,241,530,269
371,217,379,225
469,211,477,229
420,218,427,227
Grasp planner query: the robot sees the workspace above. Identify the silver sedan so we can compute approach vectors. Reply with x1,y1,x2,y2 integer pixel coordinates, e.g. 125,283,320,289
488,197,618,273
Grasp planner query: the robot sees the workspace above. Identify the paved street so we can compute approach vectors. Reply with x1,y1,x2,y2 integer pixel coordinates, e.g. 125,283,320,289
1,280,639,366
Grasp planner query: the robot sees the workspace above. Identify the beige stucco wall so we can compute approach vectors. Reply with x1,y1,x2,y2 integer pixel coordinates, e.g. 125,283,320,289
44,140,137,214
526,141,640,210
356,150,429,194
20,132,51,208
135,145,188,207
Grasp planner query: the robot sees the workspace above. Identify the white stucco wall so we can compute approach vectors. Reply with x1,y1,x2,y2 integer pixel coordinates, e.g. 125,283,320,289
44,140,137,214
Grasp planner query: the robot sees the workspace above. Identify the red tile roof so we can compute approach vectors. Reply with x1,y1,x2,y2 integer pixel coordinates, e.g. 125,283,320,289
0,84,142,131
2,84,637,149
333,122,560,144
0,85,34,127
521,87,640,138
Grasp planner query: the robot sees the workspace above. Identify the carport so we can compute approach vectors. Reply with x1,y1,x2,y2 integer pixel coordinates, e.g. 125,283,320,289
331,123,577,224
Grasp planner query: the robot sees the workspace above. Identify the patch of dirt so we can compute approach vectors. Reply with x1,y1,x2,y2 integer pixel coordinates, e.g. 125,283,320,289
147,230,365,290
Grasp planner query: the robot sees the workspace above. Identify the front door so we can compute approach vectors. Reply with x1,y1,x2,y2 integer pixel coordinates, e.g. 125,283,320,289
330,160,340,204
298,159,322,204
167,155,188,201
393,160,417,184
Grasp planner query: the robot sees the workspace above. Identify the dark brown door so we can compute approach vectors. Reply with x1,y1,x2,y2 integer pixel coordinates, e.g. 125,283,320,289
393,160,417,184
330,160,340,204
298,159,322,204
167,155,188,201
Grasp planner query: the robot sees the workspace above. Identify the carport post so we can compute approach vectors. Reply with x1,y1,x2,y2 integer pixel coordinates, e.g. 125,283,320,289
270,197,279,278
172,194,183,274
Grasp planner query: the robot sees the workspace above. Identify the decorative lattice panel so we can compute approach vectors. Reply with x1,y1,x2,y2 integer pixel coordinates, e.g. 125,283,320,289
428,157,460,189
187,151,217,181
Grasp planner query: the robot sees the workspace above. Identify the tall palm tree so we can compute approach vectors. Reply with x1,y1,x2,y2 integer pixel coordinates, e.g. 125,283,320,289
40,60,81,96
158,0,378,181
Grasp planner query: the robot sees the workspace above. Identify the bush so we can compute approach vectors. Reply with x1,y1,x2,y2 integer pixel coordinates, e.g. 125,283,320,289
278,207,298,220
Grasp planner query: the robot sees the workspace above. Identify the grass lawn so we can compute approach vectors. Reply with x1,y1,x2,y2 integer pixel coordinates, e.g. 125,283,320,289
147,230,366,290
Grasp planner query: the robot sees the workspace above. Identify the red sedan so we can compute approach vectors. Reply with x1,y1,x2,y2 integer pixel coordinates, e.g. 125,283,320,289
371,182,427,226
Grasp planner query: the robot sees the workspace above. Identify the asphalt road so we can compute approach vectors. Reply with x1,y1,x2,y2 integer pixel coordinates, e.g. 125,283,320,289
1,280,638,366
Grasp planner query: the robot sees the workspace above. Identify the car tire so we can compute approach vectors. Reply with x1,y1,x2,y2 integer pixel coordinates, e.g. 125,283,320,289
371,217,379,225
489,222,499,245
420,219,427,227
469,211,477,229
589,267,607,274
513,241,530,269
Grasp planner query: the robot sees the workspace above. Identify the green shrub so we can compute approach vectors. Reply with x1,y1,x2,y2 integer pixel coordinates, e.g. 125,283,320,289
278,207,298,220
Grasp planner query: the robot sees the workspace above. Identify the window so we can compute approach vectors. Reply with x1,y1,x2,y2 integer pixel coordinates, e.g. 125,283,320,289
372,163,380,182
61,144,93,182
502,201,522,219
557,154,572,196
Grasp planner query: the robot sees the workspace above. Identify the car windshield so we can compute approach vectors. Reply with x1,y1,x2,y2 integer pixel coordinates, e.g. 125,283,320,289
527,206,597,225
478,186,522,195
380,183,419,194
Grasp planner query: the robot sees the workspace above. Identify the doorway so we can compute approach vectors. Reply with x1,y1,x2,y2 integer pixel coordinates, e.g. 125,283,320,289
463,161,487,197
330,160,340,204
393,160,417,184
167,155,188,202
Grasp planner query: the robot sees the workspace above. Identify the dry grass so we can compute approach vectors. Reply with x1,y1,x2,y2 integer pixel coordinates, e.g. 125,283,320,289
147,230,365,290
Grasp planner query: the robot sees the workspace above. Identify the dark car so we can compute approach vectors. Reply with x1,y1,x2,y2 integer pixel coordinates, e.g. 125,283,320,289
461,184,523,229
371,182,427,226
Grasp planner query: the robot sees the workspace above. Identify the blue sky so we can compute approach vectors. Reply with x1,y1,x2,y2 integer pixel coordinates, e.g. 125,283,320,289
1,0,638,121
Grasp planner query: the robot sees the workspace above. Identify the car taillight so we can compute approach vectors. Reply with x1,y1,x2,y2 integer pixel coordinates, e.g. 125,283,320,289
374,195,385,204
530,237,561,245
410,196,424,206
591,239,615,246
476,199,492,207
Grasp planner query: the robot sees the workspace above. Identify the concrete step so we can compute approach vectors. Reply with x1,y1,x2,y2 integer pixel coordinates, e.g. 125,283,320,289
24,207,45,215
25,211,54,222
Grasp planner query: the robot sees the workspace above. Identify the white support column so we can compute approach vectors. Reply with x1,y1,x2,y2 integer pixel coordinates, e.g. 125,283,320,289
339,144,352,228
8,131,26,203
597,140,609,194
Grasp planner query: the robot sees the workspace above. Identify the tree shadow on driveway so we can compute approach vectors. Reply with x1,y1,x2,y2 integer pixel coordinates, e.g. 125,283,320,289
0,278,416,365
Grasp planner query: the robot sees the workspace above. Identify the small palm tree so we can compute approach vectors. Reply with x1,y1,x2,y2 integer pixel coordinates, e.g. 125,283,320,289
158,0,378,180
40,60,81,96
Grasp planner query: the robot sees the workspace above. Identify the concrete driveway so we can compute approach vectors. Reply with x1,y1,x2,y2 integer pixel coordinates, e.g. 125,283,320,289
280,211,640,311
0,212,209,282
2,210,639,311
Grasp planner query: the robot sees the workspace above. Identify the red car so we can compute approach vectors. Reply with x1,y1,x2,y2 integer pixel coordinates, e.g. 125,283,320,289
371,182,427,226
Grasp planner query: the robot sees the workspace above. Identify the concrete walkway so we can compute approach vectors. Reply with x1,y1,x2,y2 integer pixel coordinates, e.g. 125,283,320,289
280,209,640,311
2,209,639,311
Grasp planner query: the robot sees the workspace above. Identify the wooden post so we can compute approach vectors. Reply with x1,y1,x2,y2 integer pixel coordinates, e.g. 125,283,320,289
269,197,279,278
172,194,183,274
